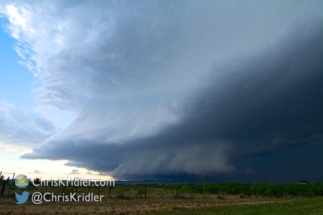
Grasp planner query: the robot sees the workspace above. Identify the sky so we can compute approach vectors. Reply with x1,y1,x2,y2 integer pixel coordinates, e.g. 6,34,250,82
0,0,323,183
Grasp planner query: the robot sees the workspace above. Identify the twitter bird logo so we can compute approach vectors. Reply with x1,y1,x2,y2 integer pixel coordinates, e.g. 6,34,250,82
15,191,29,204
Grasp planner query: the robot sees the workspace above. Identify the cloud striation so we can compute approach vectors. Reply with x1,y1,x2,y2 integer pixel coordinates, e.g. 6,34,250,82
1,0,322,182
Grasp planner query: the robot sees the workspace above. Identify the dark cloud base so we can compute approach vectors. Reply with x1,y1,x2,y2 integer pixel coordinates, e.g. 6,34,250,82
23,17,323,183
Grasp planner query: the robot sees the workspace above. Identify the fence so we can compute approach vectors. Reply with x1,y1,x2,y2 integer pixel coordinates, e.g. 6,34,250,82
0,171,15,196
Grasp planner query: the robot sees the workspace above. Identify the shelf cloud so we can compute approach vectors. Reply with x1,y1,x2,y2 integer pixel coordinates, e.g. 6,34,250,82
1,0,323,182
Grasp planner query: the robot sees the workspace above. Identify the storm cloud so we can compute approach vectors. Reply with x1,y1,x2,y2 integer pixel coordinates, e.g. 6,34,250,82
1,1,323,182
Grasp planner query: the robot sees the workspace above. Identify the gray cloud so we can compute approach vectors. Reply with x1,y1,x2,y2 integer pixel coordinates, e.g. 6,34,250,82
2,0,322,182
69,169,80,175
32,170,44,174
23,14,323,182
0,100,55,147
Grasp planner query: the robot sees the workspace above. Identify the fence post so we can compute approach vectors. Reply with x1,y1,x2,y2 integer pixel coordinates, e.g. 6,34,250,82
0,178,7,196
7,173,15,196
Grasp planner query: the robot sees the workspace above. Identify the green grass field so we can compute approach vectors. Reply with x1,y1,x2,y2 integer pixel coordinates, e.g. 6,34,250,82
1,194,323,214
152,197,323,215
1,183,323,214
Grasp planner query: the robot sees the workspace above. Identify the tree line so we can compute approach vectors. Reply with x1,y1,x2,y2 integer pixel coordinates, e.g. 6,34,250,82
162,182,323,198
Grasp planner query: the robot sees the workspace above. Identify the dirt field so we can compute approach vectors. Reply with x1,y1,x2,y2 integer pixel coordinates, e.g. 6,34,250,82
1,186,323,214
0,194,304,215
